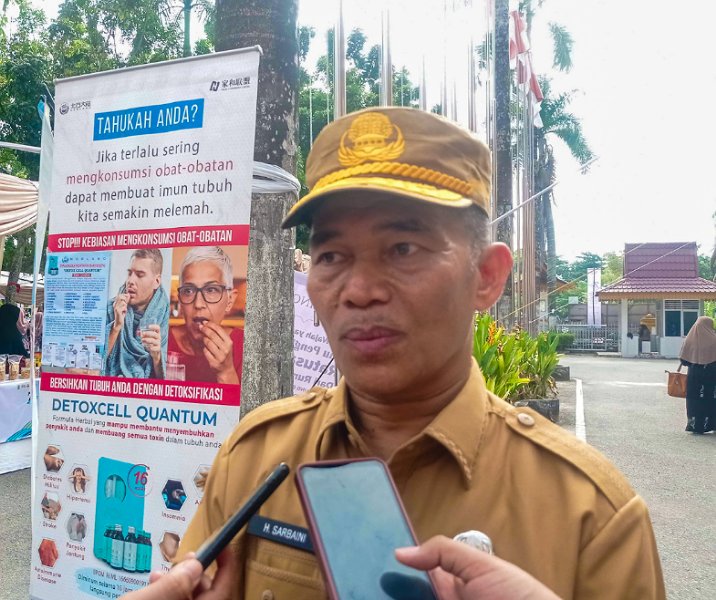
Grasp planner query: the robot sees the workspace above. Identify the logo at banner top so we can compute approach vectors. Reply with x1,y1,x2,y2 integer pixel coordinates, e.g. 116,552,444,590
338,112,405,167
59,103,69,115
209,81,220,91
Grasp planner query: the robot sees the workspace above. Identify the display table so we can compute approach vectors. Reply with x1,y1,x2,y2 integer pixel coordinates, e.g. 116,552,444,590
0,378,33,444
0,379,33,474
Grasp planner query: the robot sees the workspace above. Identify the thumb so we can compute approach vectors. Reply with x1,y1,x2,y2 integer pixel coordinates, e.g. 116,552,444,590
396,535,493,580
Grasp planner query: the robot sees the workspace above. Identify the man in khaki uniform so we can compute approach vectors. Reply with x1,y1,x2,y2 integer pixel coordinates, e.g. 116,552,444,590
168,107,664,599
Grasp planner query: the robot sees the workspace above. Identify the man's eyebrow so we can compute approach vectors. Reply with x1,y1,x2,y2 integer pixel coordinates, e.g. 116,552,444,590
376,218,430,233
309,229,339,248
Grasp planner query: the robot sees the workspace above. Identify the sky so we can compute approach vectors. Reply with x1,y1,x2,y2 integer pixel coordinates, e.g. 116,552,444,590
36,1,716,260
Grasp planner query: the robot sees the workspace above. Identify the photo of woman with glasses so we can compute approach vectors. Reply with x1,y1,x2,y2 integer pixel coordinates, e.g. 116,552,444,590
167,247,245,384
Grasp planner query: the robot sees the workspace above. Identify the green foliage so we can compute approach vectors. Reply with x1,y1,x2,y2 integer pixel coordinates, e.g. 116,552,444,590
515,331,560,400
698,253,715,280
550,331,574,351
473,313,530,400
473,313,561,402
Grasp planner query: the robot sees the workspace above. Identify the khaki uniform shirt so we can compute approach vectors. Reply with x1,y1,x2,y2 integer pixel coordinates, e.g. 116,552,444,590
179,360,665,599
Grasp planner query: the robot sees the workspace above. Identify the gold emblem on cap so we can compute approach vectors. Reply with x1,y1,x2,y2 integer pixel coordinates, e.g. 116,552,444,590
338,112,405,167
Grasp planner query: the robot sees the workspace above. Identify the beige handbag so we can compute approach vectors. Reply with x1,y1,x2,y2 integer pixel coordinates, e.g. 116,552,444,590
666,364,687,398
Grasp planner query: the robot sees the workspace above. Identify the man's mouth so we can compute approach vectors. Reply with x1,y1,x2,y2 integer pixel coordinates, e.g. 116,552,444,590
342,326,402,354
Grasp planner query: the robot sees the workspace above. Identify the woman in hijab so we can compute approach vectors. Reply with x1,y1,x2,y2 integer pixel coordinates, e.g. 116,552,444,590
0,303,30,357
679,316,716,434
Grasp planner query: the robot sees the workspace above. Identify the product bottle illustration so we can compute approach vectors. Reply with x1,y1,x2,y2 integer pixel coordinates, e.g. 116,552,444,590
77,345,89,369
66,345,77,368
110,525,124,569
101,524,113,562
90,346,103,371
123,526,137,572
41,343,54,366
52,345,66,368
142,532,152,572
135,531,146,572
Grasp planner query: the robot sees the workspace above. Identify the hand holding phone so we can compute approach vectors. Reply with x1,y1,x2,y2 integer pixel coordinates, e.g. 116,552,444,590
296,458,438,600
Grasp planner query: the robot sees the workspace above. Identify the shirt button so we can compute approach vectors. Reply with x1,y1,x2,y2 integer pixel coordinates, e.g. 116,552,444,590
261,590,274,600
517,413,535,427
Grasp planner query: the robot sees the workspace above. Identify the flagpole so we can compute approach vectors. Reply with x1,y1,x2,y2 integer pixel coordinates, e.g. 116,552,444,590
419,55,427,111
333,0,346,118
380,9,393,106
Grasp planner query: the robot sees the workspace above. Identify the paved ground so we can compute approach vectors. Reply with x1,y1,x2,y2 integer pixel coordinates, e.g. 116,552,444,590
0,468,32,599
560,355,716,600
1,355,714,598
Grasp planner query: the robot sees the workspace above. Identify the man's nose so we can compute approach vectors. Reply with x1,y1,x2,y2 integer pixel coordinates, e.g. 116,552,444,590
339,260,390,308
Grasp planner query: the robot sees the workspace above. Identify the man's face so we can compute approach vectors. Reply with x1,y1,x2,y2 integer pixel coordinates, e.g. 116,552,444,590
307,196,485,401
125,257,161,308
180,261,237,345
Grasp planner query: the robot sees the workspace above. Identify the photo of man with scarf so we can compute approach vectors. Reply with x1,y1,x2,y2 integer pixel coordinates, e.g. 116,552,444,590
104,248,169,379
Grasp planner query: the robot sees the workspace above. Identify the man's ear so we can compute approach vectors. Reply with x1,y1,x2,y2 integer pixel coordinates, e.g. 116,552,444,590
473,242,513,311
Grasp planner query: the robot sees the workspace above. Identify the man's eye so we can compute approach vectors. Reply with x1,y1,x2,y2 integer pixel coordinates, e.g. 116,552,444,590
316,251,338,264
393,242,416,256
205,286,222,294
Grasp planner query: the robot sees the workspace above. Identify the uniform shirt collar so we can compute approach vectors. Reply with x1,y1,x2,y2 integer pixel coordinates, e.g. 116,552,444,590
314,359,489,488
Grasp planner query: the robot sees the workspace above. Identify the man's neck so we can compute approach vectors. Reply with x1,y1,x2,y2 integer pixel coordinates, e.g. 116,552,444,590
348,367,471,461
132,296,151,315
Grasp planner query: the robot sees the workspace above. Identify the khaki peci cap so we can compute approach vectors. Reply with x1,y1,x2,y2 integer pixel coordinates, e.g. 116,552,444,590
281,106,492,228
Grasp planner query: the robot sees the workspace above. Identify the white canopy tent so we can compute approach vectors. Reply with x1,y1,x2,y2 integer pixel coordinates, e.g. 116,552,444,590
0,172,38,236
0,172,38,272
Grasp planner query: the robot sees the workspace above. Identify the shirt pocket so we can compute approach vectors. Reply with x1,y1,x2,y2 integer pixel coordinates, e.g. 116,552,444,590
244,538,326,600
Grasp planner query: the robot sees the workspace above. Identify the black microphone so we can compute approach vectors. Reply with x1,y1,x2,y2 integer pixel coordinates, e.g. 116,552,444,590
195,462,290,569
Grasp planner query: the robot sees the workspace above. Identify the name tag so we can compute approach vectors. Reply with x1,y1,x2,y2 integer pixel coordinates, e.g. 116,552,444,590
248,515,314,553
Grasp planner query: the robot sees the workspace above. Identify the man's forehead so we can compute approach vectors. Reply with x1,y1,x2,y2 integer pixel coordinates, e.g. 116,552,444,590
309,196,460,242
129,257,154,271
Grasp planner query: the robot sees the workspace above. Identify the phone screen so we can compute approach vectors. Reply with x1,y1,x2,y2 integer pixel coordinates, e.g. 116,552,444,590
300,460,436,600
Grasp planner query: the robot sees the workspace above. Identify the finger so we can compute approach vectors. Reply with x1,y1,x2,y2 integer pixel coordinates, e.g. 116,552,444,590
205,547,236,596
148,571,164,584
395,536,494,582
201,329,226,351
202,322,231,344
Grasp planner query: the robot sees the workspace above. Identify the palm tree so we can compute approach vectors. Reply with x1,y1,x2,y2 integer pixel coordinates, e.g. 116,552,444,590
533,78,593,299
519,0,590,307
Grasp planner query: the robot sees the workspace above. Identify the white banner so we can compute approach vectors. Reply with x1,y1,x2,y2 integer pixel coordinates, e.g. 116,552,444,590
293,271,335,393
32,48,259,599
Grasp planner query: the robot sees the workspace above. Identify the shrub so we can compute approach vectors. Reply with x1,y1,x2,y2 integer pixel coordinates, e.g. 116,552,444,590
554,332,575,351
473,313,530,400
473,313,561,403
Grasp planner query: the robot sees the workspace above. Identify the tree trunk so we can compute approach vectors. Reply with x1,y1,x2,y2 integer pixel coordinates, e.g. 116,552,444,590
215,0,298,416
494,0,513,324
216,0,299,173
183,0,192,57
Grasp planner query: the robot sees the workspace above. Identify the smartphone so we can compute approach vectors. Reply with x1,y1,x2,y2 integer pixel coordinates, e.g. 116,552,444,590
195,463,290,569
296,458,438,600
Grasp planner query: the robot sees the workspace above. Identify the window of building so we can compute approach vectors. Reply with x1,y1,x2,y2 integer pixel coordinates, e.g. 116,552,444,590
664,300,699,337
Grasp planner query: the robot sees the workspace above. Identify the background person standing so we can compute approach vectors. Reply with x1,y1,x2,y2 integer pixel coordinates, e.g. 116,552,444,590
679,316,716,434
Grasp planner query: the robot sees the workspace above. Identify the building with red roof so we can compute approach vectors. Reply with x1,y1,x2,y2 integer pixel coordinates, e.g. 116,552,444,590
597,242,716,357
